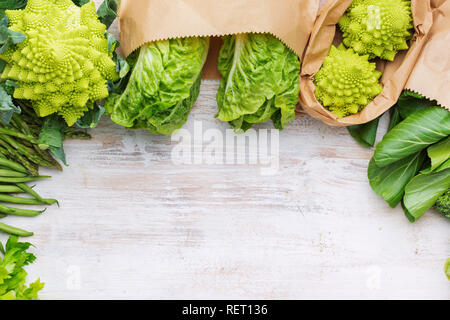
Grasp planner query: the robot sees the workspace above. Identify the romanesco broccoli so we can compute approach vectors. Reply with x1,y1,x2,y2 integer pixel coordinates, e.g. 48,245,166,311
435,190,450,219
0,0,118,126
339,0,413,61
314,44,382,118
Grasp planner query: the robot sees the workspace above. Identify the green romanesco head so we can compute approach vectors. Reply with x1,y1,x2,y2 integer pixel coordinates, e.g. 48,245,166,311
339,0,414,61
435,189,450,219
314,44,382,118
0,0,118,126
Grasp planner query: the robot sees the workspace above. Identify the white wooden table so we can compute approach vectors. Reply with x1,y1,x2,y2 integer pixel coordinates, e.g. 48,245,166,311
0,0,448,300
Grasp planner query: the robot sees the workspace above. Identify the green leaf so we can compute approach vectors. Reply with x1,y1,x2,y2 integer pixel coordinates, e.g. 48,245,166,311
0,24,26,54
347,117,380,148
0,0,27,10
106,37,209,135
76,103,105,129
402,168,450,222
107,54,130,95
216,33,300,132
38,115,67,165
374,107,450,167
368,152,425,208
0,81,20,125
388,106,403,131
97,0,120,29
71,0,90,6
396,91,435,119
427,136,450,172
105,31,118,55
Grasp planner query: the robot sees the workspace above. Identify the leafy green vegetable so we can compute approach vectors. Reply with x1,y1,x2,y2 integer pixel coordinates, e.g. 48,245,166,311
76,103,105,129
0,18,26,54
0,0,26,10
402,168,450,222
72,0,90,6
38,115,67,165
396,90,436,119
0,80,19,125
347,117,380,148
368,152,425,207
0,236,43,300
427,136,450,172
216,33,300,132
374,107,450,167
97,0,120,29
106,37,210,136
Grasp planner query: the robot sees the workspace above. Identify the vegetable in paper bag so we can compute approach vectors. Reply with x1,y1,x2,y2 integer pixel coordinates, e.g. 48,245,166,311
216,33,300,132
106,37,210,136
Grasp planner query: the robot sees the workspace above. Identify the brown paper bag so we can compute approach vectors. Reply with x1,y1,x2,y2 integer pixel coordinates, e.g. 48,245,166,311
406,0,450,110
118,0,320,79
298,0,434,127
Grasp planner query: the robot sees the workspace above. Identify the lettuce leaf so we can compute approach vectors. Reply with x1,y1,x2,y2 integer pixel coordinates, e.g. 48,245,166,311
106,37,209,136
216,33,300,132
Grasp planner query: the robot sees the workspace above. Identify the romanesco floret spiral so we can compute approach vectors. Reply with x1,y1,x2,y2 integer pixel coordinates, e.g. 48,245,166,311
314,44,382,118
435,190,450,219
0,0,118,126
339,0,413,61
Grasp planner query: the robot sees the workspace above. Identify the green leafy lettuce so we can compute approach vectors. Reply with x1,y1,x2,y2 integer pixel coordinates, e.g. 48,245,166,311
0,236,44,300
106,37,210,136
216,33,300,132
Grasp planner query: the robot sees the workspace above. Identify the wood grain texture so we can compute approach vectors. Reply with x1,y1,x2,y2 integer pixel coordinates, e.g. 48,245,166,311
0,0,448,300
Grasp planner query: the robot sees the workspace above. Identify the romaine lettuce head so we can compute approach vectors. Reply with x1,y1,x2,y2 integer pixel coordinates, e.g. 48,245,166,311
216,33,300,132
105,37,210,135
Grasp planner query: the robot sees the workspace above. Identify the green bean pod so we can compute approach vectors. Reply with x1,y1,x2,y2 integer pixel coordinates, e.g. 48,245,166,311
0,176,50,183
0,185,24,193
0,169,28,177
16,183,58,205
0,194,56,205
0,157,28,174
0,204,45,217
0,222,33,237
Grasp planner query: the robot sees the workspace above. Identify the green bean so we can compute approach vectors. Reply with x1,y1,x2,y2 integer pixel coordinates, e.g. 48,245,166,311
0,157,28,174
0,176,50,183
0,194,56,205
16,183,58,206
0,185,24,193
0,169,28,177
0,204,45,217
0,222,33,237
